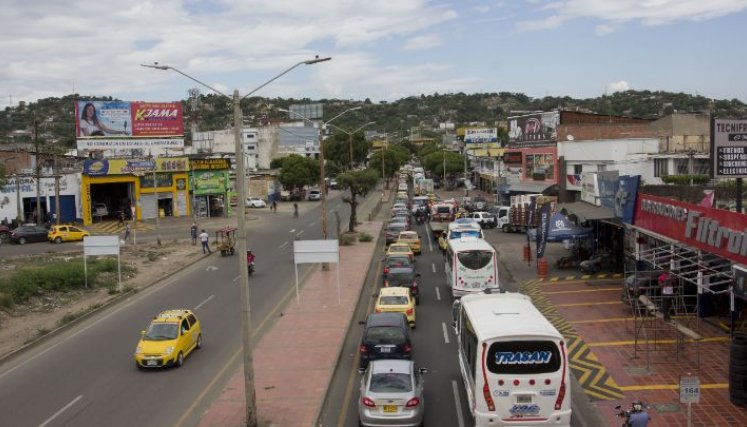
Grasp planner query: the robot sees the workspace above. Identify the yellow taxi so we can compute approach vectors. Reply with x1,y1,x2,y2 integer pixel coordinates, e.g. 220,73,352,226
397,231,421,255
386,242,414,261
375,287,416,328
48,225,90,243
397,191,408,199
134,309,202,369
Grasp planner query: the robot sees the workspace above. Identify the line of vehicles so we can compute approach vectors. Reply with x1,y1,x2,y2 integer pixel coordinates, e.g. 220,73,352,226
0,223,91,245
357,168,571,427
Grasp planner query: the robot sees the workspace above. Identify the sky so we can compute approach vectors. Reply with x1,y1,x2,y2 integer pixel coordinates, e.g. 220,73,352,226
1,0,747,107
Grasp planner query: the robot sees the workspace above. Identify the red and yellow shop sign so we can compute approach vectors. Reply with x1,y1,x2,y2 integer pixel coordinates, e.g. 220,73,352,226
83,157,189,175
635,193,747,265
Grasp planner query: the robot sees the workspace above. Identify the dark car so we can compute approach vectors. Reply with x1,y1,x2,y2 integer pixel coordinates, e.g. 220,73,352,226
359,312,412,369
383,255,414,284
0,224,10,243
10,224,50,244
383,267,421,305
391,213,411,227
385,223,408,245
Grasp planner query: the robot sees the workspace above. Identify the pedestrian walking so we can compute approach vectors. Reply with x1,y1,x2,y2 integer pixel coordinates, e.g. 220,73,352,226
199,229,211,254
190,222,198,245
293,203,299,218
272,200,277,212
123,222,131,243
118,211,125,226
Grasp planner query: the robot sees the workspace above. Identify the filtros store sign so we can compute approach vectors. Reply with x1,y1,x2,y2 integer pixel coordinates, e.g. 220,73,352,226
637,194,747,264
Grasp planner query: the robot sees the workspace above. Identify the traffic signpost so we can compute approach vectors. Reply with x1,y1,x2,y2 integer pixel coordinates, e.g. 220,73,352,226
679,374,700,427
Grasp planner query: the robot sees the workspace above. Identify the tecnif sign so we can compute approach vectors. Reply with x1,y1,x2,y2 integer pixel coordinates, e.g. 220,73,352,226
711,118,747,178
635,193,747,265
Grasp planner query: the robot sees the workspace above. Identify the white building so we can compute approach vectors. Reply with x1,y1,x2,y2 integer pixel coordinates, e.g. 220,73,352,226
558,138,661,200
0,173,82,224
192,128,272,171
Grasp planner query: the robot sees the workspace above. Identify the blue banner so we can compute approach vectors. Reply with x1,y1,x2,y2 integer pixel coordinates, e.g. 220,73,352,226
537,203,552,259
614,175,640,224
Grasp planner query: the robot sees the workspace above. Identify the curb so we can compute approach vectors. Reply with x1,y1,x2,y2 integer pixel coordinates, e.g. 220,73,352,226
0,245,213,366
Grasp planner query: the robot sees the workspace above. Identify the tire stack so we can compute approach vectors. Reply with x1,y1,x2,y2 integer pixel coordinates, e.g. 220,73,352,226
730,332,747,406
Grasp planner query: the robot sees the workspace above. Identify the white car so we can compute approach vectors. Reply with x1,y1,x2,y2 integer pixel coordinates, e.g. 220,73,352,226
308,190,322,201
245,197,267,208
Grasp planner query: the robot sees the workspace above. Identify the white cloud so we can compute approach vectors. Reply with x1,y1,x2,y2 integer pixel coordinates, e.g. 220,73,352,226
606,80,630,94
403,34,443,51
594,23,617,35
517,0,747,32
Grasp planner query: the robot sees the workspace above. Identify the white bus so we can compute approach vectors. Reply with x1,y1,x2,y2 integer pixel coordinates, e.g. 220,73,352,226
452,292,571,426
445,237,498,297
447,221,484,241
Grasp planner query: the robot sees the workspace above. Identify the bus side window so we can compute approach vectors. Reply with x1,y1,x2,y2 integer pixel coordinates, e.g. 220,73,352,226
451,300,461,332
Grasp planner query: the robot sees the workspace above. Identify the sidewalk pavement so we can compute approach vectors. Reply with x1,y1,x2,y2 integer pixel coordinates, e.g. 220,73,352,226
197,190,387,427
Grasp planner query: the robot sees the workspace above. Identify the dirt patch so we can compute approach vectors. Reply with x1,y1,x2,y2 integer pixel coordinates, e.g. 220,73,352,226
0,239,205,359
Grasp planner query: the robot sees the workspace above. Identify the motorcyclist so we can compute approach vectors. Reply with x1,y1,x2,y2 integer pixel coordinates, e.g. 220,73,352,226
627,400,650,427
246,250,256,275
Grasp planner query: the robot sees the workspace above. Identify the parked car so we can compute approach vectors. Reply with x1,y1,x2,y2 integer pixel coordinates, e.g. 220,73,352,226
10,224,49,244
93,202,109,218
468,211,497,228
245,197,267,208
358,312,412,369
358,360,426,427
48,225,90,243
308,190,322,201
134,309,202,369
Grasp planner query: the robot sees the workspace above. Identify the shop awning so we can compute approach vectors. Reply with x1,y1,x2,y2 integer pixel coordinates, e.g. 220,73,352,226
557,202,614,222
504,182,556,194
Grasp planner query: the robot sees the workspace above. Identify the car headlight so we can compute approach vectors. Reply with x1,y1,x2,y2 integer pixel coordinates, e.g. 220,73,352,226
135,346,143,355
164,346,174,355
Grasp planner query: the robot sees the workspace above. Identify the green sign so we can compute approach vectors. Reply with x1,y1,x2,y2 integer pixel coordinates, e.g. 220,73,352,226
191,171,228,196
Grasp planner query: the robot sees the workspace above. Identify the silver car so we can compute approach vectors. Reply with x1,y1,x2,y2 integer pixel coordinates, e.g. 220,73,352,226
358,360,426,427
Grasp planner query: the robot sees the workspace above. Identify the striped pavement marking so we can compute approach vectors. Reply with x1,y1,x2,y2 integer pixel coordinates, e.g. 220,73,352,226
87,222,154,234
522,278,624,401
587,336,729,347
555,301,620,308
620,383,728,391
570,317,632,324
544,288,620,295
538,272,624,285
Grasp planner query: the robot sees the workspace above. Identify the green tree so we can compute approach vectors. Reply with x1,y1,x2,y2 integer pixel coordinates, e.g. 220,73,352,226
368,146,409,189
337,169,379,232
324,132,369,170
277,155,319,190
270,157,287,169
422,150,463,179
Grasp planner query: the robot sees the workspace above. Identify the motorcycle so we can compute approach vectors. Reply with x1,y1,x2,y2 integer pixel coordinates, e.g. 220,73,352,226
615,401,650,427
579,251,613,274
248,262,255,276
556,246,591,270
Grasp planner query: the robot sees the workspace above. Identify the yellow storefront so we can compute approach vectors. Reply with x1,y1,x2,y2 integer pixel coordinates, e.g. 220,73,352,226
81,157,190,225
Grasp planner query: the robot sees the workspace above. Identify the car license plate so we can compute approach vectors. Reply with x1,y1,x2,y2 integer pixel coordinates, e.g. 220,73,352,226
516,394,533,404
379,347,392,353
146,360,158,366
383,405,397,413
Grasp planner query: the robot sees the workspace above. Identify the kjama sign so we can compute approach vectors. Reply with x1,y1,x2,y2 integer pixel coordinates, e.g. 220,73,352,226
635,193,747,265
75,100,184,138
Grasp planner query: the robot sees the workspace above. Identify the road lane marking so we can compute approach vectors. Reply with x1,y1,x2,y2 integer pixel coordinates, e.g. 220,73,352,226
431,263,436,273
296,230,305,236
279,241,288,249
442,322,450,344
289,229,296,233
39,395,83,427
435,286,441,301
426,224,433,252
194,295,214,310
309,222,316,227
232,275,239,282
451,380,465,427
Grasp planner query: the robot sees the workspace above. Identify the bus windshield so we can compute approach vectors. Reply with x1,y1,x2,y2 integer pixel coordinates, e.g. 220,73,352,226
487,340,561,374
457,250,493,270
450,230,481,240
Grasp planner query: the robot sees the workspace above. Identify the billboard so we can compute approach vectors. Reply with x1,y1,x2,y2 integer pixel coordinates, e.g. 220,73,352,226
289,103,323,120
76,138,184,150
508,112,559,147
464,128,498,144
191,170,228,196
634,193,747,265
614,175,640,224
711,118,747,178
83,157,189,176
75,100,184,138
190,158,231,170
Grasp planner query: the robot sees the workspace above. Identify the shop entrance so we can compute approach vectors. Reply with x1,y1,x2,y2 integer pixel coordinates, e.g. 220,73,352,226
90,182,135,220
157,195,173,217
22,197,47,224
193,195,225,218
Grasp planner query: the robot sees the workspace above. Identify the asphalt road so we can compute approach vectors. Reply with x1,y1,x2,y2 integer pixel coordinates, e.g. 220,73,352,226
0,193,357,427
317,208,608,427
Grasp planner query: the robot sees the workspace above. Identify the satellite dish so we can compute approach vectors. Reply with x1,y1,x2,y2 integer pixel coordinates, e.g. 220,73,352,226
566,135,575,141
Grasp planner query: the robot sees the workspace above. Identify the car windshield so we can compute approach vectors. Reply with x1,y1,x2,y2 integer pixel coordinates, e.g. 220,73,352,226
386,257,412,268
370,372,413,392
365,326,406,345
388,225,405,233
450,230,481,239
143,323,178,340
379,295,409,305
436,206,451,214
457,250,493,270
387,272,413,286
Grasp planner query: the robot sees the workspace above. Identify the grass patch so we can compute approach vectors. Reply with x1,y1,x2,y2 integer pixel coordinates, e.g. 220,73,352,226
358,232,373,242
0,258,135,308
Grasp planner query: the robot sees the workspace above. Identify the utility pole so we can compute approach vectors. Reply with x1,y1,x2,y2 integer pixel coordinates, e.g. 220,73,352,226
348,133,354,169
54,153,60,225
15,173,22,224
33,114,42,226
319,123,328,239
153,164,162,246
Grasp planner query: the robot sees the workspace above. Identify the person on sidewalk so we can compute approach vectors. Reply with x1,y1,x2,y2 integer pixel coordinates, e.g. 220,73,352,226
123,222,131,244
272,200,277,212
199,229,211,254
628,400,651,427
658,271,674,321
293,203,299,218
190,223,198,245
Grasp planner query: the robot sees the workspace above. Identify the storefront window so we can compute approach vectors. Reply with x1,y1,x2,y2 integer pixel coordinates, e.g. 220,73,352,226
140,173,173,188
524,154,554,180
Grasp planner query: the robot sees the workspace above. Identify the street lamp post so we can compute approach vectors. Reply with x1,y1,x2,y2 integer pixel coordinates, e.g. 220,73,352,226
328,121,375,170
278,107,361,240
142,56,330,427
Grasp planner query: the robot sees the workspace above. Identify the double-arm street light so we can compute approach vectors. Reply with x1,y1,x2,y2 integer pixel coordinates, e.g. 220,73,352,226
327,121,376,169
142,56,330,427
278,106,361,240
